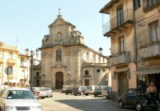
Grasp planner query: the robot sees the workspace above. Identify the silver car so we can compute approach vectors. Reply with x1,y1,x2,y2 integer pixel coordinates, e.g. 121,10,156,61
0,87,41,111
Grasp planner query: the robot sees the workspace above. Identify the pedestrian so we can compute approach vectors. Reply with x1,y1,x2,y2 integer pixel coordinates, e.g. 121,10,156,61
147,82,157,98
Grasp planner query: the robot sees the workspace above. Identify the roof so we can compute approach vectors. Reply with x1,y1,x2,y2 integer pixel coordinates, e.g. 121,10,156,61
48,15,75,28
99,0,118,14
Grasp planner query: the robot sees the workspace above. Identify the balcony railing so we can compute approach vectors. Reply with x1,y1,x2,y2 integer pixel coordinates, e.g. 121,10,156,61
102,9,133,36
139,41,160,59
143,0,160,12
110,52,130,66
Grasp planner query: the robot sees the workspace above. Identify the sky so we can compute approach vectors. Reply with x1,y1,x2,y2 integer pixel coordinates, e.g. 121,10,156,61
0,0,110,56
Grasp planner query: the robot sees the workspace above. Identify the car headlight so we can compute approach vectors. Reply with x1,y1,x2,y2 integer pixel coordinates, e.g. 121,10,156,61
5,106,16,111
34,106,41,111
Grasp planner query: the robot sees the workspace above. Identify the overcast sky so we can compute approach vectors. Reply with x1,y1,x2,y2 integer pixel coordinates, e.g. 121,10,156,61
0,0,110,56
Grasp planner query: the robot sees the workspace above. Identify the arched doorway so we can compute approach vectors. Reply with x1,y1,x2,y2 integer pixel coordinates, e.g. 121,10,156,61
55,72,63,89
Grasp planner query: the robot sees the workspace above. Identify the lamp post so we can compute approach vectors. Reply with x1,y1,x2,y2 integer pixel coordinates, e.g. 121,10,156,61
67,71,71,85
41,74,45,86
25,48,39,88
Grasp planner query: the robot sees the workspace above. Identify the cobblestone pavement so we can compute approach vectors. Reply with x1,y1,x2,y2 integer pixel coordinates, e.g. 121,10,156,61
38,91,156,111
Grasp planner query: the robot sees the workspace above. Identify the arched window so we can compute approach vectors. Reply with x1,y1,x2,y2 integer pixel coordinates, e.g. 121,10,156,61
56,49,62,61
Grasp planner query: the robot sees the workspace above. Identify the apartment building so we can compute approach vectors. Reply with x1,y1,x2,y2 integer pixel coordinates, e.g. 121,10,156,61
100,0,160,99
100,0,137,99
135,0,160,99
0,42,30,87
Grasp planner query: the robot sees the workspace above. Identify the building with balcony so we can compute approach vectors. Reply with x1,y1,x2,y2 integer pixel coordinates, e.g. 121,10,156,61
135,0,160,99
0,42,30,87
100,0,137,99
40,13,110,89
101,0,160,99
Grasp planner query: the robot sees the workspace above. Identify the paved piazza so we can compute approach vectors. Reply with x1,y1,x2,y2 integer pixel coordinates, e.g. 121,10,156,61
38,91,139,111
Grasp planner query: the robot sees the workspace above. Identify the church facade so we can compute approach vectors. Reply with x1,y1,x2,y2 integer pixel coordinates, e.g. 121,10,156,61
40,14,110,89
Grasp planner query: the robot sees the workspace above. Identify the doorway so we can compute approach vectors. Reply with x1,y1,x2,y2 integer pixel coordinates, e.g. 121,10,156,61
84,79,89,86
118,71,128,96
55,72,63,89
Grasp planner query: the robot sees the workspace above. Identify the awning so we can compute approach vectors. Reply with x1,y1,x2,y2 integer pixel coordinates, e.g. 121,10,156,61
136,67,160,75
115,67,128,73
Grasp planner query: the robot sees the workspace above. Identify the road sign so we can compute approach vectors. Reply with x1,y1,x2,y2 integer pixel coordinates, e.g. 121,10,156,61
5,67,13,75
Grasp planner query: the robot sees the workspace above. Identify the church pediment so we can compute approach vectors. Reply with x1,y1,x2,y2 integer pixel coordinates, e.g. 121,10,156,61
48,15,75,28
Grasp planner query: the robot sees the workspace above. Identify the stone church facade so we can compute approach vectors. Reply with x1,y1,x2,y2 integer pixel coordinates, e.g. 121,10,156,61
40,14,110,89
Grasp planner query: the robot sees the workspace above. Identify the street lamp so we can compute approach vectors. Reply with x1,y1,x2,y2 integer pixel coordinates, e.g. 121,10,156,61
25,48,39,87
67,71,71,85
41,74,45,86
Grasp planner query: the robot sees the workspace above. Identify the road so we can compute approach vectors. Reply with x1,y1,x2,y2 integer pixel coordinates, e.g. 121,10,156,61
38,91,138,111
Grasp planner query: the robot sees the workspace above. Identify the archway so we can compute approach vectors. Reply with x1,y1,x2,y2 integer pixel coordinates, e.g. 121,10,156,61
55,72,63,89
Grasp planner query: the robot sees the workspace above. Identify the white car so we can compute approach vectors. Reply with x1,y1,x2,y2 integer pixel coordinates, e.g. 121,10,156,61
0,87,41,111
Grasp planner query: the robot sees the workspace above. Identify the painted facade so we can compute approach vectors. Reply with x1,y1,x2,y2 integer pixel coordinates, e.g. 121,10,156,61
0,42,30,87
100,0,137,99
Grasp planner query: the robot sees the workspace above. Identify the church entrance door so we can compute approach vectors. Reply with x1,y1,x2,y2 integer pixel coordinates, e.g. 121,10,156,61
55,72,63,89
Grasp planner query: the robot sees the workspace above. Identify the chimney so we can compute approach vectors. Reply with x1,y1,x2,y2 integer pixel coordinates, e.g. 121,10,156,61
99,47,103,54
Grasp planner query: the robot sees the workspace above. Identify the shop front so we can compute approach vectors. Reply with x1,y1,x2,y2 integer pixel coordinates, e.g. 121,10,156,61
137,67,160,99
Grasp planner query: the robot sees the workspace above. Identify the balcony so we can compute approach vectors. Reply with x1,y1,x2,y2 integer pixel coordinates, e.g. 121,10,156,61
110,52,130,66
102,9,133,37
7,58,16,64
143,0,160,12
139,41,160,59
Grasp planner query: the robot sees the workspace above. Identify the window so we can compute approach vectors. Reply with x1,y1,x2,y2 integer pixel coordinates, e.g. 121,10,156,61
119,36,125,53
134,0,141,9
57,32,61,40
56,49,62,61
117,6,124,26
36,72,39,76
147,0,157,8
97,69,100,73
85,70,89,75
149,21,159,42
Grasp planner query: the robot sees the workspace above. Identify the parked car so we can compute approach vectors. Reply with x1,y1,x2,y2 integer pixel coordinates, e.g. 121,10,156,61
118,88,158,111
101,86,112,99
31,87,52,99
72,86,87,95
0,87,41,111
61,86,73,94
84,85,99,96
43,87,53,97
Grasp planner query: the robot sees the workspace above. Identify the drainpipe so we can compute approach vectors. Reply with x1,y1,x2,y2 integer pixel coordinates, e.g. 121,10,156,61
133,0,138,88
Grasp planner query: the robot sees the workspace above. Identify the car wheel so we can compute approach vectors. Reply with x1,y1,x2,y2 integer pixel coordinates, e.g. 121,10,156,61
94,94,97,97
118,101,123,108
136,103,142,111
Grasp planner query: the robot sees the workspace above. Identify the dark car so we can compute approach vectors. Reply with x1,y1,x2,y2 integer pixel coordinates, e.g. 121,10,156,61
72,86,87,95
118,88,158,111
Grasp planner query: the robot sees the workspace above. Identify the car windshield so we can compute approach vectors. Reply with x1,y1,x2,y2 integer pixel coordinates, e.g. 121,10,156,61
7,90,35,99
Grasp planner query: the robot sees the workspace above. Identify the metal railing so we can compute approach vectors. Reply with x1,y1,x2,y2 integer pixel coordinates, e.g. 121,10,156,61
139,41,160,58
102,9,133,35
143,0,160,11
110,52,130,66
